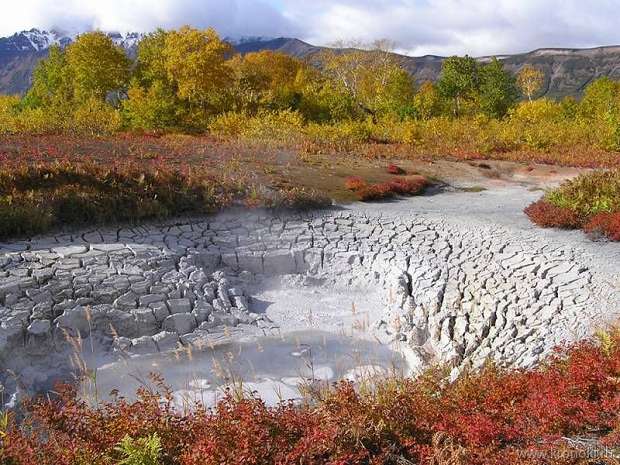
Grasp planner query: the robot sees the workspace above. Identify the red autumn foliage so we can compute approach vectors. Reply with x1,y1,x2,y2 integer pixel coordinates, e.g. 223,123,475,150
356,182,395,201
356,177,428,201
3,335,620,465
523,200,583,229
386,176,427,195
584,212,620,241
344,176,367,191
387,164,406,175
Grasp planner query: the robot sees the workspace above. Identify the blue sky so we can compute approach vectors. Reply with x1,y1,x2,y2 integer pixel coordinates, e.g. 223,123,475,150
2,0,620,56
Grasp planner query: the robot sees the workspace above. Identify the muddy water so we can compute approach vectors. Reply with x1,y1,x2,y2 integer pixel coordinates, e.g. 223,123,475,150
85,330,407,408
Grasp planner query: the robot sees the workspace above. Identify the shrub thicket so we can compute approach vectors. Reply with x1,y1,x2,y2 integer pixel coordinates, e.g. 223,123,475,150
344,175,427,201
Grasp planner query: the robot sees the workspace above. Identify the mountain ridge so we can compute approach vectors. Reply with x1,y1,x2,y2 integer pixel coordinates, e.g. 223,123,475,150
3,28,620,98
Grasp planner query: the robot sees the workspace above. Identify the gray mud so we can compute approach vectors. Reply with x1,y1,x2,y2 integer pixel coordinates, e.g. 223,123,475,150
0,183,618,406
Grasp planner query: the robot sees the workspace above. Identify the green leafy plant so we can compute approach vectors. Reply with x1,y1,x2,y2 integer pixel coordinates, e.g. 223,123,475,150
115,434,162,465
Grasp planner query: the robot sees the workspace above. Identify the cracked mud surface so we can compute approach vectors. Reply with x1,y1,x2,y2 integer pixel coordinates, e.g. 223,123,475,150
0,184,619,406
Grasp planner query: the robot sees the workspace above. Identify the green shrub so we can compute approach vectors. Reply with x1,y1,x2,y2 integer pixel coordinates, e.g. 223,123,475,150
208,111,251,137
526,169,620,240
546,169,620,216
0,95,21,134
1,95,121,136
304,120,374,152
505,99,567,151
0,163,228,240
115,434,162,465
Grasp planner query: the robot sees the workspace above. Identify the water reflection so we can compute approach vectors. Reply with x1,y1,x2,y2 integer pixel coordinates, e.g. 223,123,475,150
86,330,407,408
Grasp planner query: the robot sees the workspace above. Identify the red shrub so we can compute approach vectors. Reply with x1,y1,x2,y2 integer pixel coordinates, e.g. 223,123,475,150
584,212,620,241
387,163,406,175
387,176,427,195
356,177,427,201
344,176,367,191
524,200,582,229
182,397,318,465
356,182,395,201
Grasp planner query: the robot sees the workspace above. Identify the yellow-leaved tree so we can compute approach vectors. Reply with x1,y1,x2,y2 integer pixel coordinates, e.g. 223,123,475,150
162,26,233,123
228,50,305,112
517,65,545,102
65,31,131,103
124,29,182,130
318,40,416,121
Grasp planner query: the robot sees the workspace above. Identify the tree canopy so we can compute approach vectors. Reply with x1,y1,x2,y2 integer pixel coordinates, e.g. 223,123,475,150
13,25,590,134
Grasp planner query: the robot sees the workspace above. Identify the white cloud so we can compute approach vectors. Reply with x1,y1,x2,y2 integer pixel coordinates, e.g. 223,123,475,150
1,0,620,56
283,0,620,56
0,0,296,38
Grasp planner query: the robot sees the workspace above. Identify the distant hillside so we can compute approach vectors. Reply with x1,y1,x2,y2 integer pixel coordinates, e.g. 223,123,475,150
3,29,620,99
250,39,620,100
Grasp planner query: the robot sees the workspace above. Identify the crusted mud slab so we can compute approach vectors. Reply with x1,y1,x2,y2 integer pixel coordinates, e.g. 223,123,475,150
0,185,618,406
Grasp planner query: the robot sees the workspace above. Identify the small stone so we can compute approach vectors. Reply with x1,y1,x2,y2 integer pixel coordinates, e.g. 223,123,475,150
162,313,197,335
209,314,239,327
54,306,91,337
192,300,213,324
106,309,138,338
27,319,51,336
130,336,157,355
153,331,179,351
131,308,158,334
31,301,53,320
167,298,191,314
113,336,132,352
189,270,208,284
233,296,249,311
212,299,227,313
139,294,165,306
51,245,88,258
150,302,170,323
113,291,138,310
228,287,243,297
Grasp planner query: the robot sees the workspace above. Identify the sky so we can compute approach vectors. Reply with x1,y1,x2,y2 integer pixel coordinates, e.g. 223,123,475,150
1,0,620,56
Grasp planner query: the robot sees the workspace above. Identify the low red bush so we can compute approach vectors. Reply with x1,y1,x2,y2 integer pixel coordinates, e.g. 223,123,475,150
355,176,427,201
356,182,394,201
524,200,583,229
387,176,427,195
387,163,406,175
344,176,367,191
584,212,620,241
